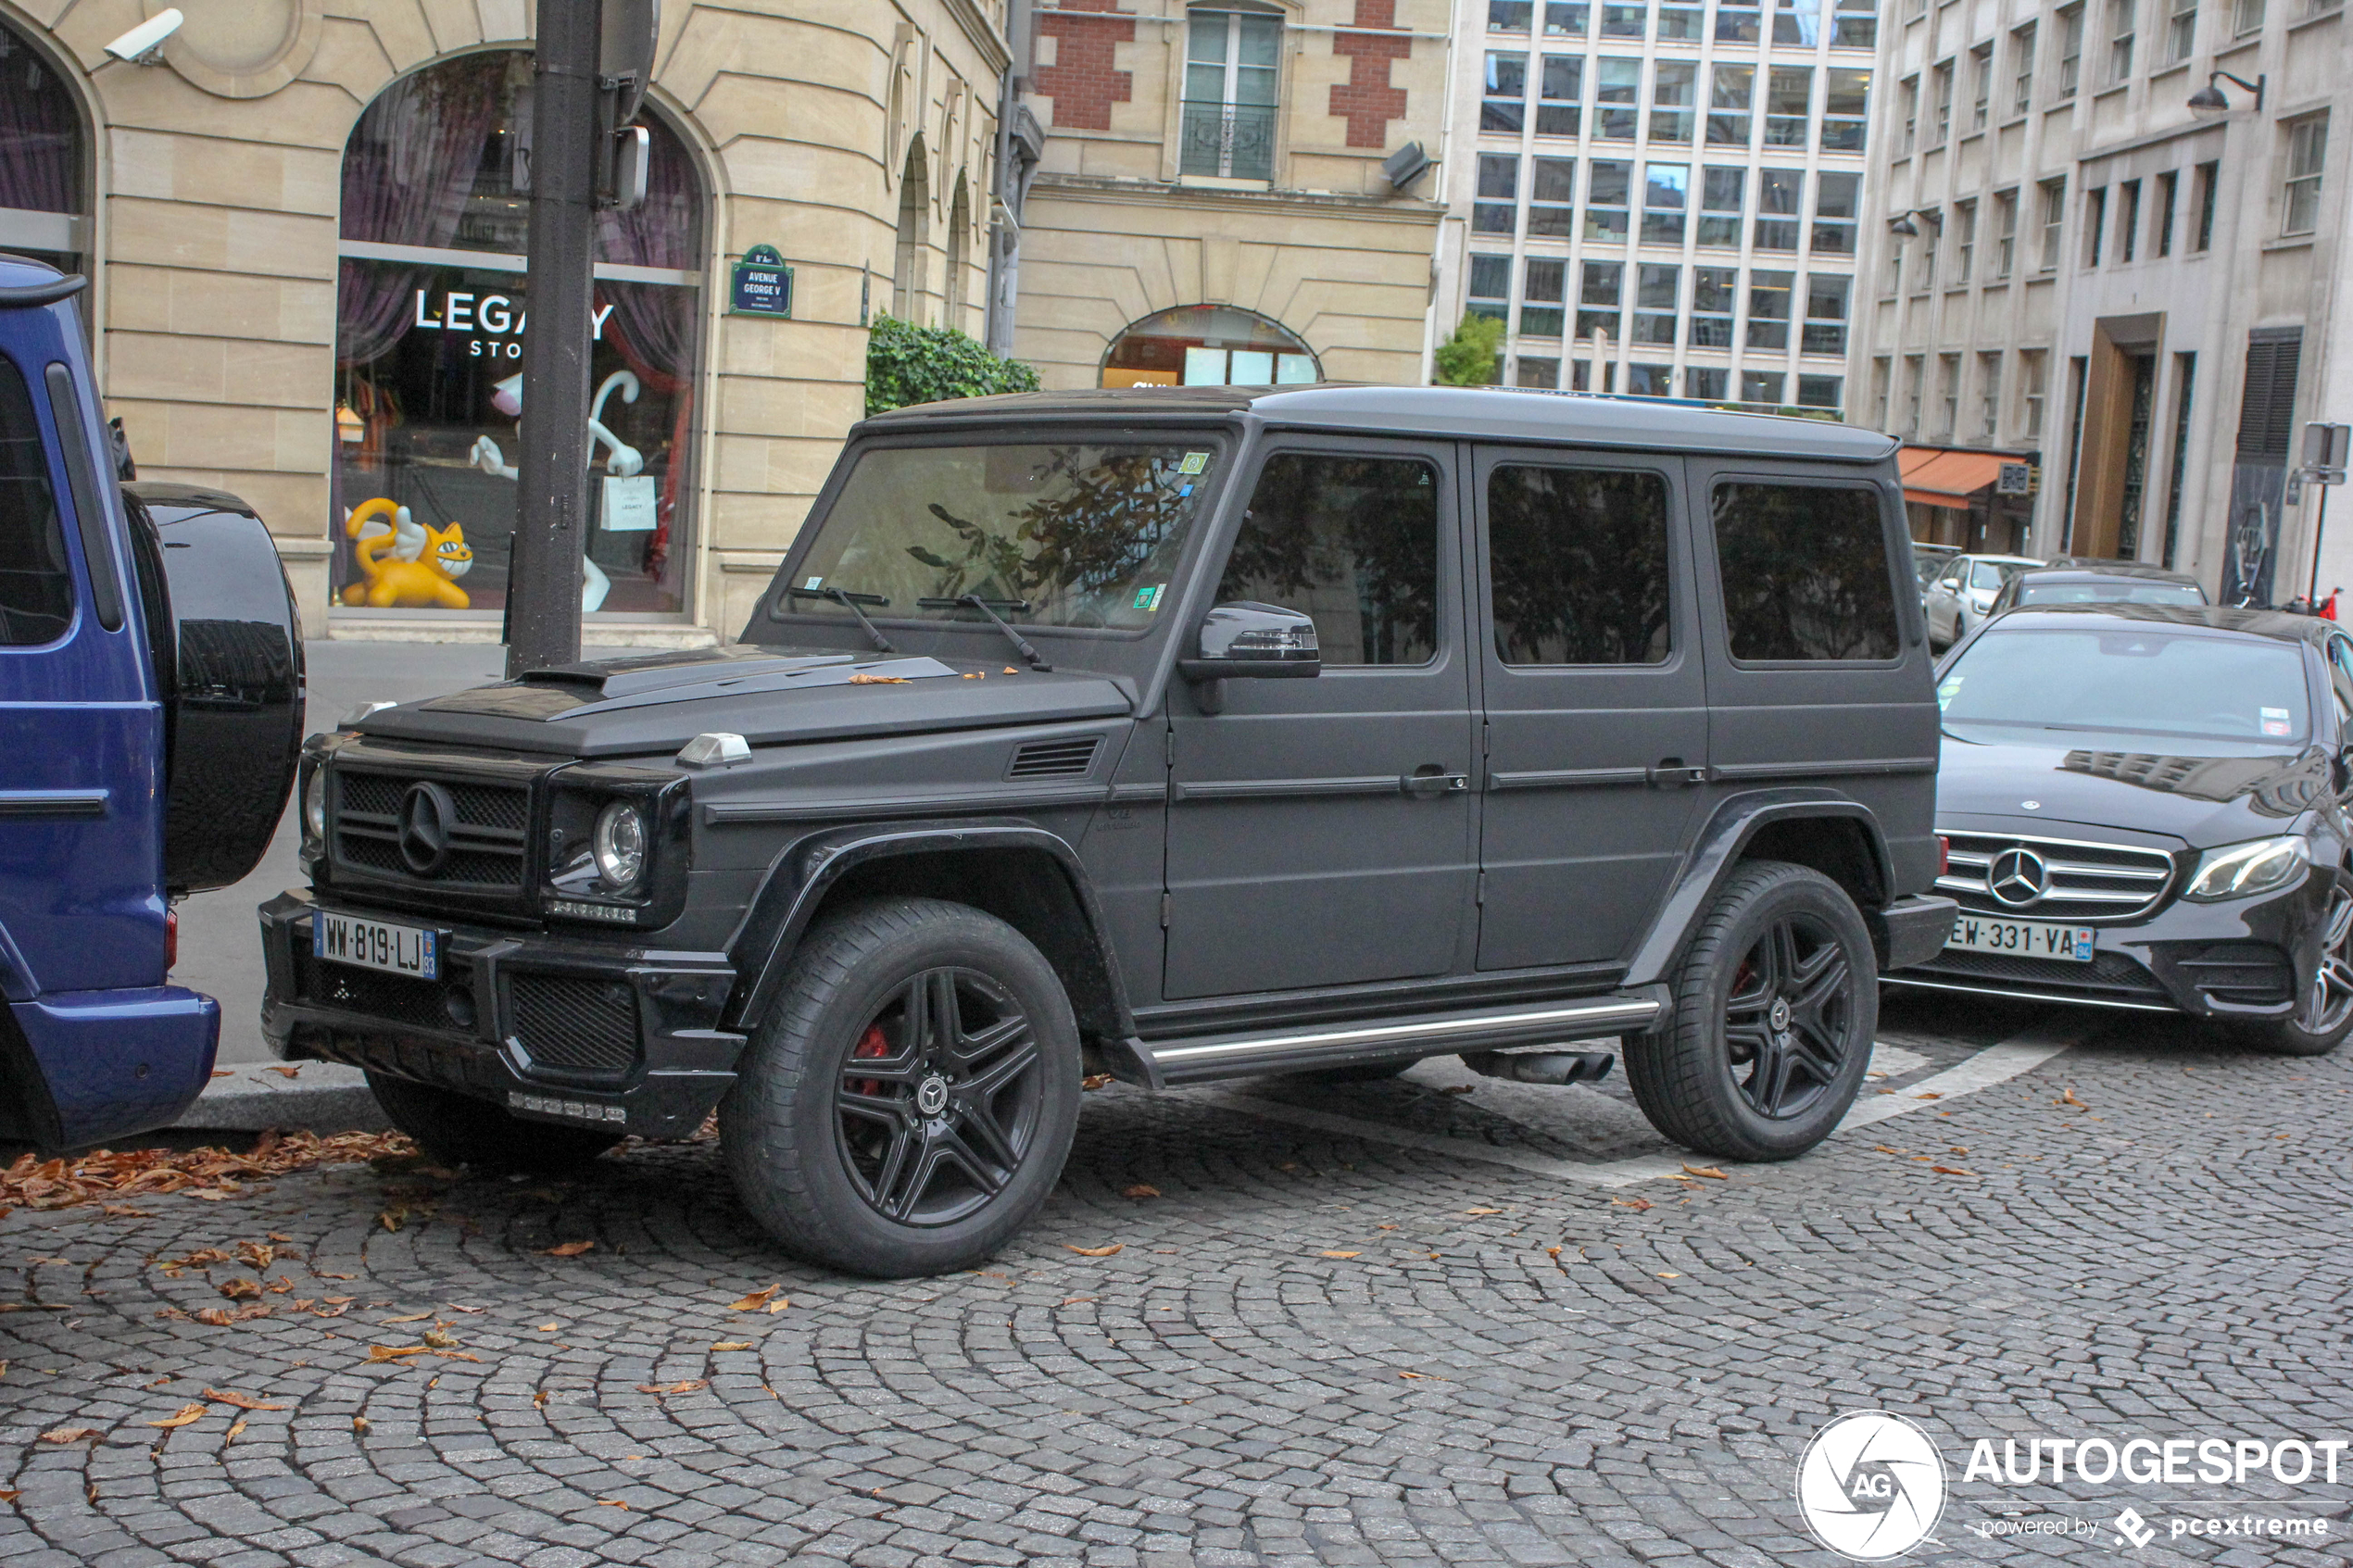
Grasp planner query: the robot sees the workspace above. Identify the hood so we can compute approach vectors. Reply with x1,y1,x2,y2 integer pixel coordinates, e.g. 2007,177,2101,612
354,645,1137,758
1937,723,2331,847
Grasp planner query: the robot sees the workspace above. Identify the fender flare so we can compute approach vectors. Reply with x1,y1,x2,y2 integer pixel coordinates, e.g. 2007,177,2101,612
723,818,1139,1045
1623,788,1895,989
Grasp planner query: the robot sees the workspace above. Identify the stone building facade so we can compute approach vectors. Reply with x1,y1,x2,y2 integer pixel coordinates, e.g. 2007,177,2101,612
0,0,1009,643
1010,0,1449,388
1846,0,2348,596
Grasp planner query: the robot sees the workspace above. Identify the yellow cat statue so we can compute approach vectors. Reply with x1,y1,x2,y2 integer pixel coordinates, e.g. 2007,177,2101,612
341,497,472,608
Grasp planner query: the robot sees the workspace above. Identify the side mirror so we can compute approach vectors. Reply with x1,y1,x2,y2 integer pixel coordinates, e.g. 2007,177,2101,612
1177,602,1320,713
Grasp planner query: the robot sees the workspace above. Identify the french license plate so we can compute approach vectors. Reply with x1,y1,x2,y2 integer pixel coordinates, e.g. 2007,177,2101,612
312,911,439,981
1944,915,2096,962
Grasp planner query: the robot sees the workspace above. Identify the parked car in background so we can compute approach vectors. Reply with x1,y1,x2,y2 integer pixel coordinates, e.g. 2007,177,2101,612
0,254,304,1148
1987,559,2208,615
1894,602,2353,1055
1912,543,1961,596
261,386,1954,1277
1924,553,2042,649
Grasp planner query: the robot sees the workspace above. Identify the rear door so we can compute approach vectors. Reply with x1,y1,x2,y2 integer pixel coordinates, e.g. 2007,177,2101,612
1684,459,1938,883
1162,437,1476,999
1470,446,1708,971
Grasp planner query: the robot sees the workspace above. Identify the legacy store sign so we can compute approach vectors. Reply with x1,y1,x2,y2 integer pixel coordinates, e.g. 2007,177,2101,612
409,289,621,357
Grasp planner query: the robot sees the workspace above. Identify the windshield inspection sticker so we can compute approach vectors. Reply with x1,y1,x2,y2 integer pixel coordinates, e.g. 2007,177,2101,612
1937,676,1963,711
1133,583,1166,612
2262,707,2292,736
803,576,823,590
1178,451,1211,475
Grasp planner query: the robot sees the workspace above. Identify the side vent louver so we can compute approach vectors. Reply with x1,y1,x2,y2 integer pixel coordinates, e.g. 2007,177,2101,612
1009,736,1101,780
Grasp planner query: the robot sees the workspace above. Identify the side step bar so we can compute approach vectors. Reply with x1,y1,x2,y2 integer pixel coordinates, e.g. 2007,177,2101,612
1127,993,1662,1087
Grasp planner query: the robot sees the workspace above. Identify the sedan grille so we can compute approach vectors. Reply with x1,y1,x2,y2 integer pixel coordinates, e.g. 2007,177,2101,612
1937,831,2177,922
333,771,530,891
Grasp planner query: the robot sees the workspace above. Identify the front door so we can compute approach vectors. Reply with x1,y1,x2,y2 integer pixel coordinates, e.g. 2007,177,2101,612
1162,440,1476,999
1470,446,1708,971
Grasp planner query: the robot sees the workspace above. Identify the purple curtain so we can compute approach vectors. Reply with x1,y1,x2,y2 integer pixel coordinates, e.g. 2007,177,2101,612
334,54,506,368
596,125,698,270
0,28,82,216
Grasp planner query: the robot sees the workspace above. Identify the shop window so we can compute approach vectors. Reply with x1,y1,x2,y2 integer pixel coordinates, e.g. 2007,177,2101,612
334,51,704,618
0,20,88,279
1184,8,1282,181
1101,305,1318,386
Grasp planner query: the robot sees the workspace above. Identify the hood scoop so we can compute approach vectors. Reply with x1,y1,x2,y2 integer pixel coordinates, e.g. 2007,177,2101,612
420,649,961,721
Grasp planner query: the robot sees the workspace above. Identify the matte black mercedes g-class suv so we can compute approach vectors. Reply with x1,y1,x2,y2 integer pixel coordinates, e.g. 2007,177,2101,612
260,385,1954,1276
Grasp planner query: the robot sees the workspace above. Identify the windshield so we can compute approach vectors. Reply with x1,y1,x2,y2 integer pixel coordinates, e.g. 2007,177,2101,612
1970,559,2029,591
779,441,1219,632
1939,626,2312,745
1914,553,1955,588
2017,580,2204,607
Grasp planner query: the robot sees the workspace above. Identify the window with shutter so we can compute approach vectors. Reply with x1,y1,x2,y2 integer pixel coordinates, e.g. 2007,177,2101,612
2234,330,2302,460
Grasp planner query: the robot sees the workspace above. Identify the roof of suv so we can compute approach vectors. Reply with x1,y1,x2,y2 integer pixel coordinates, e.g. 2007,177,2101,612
861,384,1901,463
2014,558,2200,584
1985,601,2336,646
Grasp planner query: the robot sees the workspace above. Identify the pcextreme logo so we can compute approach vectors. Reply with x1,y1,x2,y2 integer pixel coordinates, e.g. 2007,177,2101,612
1795,1411,1949,1561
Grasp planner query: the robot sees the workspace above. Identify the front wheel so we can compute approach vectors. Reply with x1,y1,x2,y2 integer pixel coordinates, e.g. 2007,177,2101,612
2227,881,2353,1057
719,897,1083,1277
1622,860,1876,1161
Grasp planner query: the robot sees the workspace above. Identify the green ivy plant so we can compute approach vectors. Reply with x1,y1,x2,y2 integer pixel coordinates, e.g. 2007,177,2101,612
1431,312,1505,387
865,316,1042,417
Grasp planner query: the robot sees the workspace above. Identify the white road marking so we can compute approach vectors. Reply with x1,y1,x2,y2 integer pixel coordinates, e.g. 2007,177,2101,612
1216,1019,2085,1188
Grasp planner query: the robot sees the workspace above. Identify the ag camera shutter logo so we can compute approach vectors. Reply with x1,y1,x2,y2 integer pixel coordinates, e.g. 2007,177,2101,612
1796,1411,1948,1560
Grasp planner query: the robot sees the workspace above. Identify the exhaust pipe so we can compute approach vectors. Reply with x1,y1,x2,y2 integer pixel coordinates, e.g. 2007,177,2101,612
1459,1048,1616,1085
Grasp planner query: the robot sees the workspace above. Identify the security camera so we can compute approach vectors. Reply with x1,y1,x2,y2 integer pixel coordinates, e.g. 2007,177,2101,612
103,8,183,65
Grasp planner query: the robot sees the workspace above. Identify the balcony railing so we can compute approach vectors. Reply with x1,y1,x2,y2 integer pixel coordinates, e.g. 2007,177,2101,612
1180,102,1276,182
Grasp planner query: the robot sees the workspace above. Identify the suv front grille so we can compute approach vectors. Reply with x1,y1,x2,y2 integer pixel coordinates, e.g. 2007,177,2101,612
508,973,640,1079
1905,947,2170,1003
294,951,466,1033
1937,832,2177,923
333,771,530,891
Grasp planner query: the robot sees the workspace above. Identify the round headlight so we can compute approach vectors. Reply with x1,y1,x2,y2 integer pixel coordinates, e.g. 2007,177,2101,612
302,768,327,844
592,800,648,892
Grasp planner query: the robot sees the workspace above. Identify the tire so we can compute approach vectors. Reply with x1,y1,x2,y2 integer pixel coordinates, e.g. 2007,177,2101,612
366,1072,623,1172
1622,860,1877,1162
718,897,1083,1278
2227,880,2353,1057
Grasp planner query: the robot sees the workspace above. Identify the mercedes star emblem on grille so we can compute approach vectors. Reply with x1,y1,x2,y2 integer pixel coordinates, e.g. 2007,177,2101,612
1987,846,2050,907
397,781,458,876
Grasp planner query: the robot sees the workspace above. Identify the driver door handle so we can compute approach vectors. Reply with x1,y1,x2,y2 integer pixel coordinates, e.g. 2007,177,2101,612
1645,759,1712,788
1403,771,1470,797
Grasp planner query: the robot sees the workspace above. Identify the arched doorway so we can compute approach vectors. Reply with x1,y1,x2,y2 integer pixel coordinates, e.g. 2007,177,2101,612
0,18,90,277
892,140,929,323
333,50,706,618
1101,305,1317,387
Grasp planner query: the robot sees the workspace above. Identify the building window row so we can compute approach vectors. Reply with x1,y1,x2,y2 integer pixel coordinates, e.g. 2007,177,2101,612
1874,347,2047,443
1487,0,1879,49
1475,155,1860,253
1484,53,1869,151
1473,255,1852,356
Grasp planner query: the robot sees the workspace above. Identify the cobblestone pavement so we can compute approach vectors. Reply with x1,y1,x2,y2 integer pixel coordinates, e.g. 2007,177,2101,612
0,993,2347,1568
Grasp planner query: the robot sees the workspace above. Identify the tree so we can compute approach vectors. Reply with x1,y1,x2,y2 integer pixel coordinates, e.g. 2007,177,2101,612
1431,312,1505,387
864,317,1041,416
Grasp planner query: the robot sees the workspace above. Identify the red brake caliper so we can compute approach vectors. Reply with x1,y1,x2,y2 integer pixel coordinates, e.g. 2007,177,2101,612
851,1022,889,1098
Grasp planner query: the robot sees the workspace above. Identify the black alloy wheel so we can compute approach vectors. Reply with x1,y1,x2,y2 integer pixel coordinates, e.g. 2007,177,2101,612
1721,910,1856,1121
2233,877,2353,1056
836,968,1044,1226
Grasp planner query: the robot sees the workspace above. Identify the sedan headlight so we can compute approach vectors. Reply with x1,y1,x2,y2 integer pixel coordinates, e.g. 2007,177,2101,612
302,767,326,846
591,800,648,892
2183,836,2311,902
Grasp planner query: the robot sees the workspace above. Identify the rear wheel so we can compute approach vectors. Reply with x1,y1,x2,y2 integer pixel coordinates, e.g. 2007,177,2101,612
719,897,1082,1277
366,1073,623,1172
2228,882,2353,1057
1623,861,1875,1161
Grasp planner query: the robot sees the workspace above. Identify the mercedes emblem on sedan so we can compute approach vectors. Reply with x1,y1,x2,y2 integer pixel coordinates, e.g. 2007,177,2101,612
397,781,457,876
1987,847,2049,907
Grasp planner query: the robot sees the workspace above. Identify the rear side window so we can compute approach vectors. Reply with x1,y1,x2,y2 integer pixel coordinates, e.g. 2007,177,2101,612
0,358,76,646
1216,454,1439,665
1487,465,1671,664
1712,482,1898,661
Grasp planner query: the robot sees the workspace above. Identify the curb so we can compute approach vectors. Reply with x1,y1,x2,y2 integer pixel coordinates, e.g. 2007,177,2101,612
176,1063,390,1135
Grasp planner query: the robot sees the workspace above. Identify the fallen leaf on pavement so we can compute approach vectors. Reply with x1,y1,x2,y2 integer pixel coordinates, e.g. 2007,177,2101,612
1873,1145,1903,1155
1931,1166,1975,1176
422,1326,459,1349
217,1278,261,1300
367,1346,428,1362
1610,1198,1652,1210
635,1379,706,1395
846,673,909,684
0,1490,18,1502
383,1311,430,1324
1680,1165,1730,1181
1466,1207,1504,1214
537,1323,560,1332
210,1071,232,1079
265,1066,300,1079
542,1240,594,1258
711,1341,751,1352
224,1420,246,1441
727,1285,781,1311
378,1210,406,1233
1657,1272,1680,1279
1321,1250,1361,1259
1066,1244,1122,1257
1060,1296,1096,1306
201,1388,285,1411
598,1499,631,1510
1398,1371,1436,1379
1122,1184,1161,1198
352,1416,368,1433
1080,1073,1113,1090
38,1428,97,1445
1440,1085,1475,1096
145,1404,207,1429
1914,1091,1942,1100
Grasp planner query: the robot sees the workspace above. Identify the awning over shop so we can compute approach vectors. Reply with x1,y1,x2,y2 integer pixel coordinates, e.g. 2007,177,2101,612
1899,447,2010,509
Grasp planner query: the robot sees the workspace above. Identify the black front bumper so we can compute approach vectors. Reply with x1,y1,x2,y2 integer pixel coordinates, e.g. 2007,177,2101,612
258,890,744,1137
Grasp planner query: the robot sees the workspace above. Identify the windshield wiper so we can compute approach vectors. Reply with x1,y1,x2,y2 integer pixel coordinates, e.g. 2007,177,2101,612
918,594,1052,671
786,584,895,653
